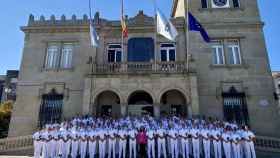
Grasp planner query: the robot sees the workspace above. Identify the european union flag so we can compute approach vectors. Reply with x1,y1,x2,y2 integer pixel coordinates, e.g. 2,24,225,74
188,13,210,43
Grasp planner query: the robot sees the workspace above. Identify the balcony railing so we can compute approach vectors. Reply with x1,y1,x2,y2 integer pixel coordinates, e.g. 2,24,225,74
93,62,189,74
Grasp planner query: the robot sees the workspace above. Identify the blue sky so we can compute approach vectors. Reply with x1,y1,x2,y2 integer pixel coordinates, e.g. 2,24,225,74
0,0,279,74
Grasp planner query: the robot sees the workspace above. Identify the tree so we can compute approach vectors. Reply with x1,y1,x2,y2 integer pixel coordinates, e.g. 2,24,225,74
0,101,13,138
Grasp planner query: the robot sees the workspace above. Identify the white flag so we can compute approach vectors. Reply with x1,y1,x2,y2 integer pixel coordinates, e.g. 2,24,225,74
90,20,99,47
157,9,178,41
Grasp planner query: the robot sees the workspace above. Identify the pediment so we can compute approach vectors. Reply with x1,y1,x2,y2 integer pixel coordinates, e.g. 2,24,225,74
127,10,154,26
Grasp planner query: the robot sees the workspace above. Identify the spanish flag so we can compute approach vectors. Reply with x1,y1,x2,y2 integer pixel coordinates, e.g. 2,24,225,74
121,0,128,38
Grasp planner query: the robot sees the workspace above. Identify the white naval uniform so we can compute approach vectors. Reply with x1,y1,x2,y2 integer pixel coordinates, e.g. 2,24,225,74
46,131,54,158
33,131,43,158
98,129,107,158
243,131,256,158
222,132,232,158
88,130,97,158
71,131,79,158
147,129,155,158
157,128,167,158
60,130,71,158
41,131,49,158
108,129,117,158
232,133,241,158
118,129,127,158
79,130,88,158
128,129,137,158
201,129,210,158
179,128,190,158
50,131,59,158
190,128,200,158
169,128,179,158
211,129,222,158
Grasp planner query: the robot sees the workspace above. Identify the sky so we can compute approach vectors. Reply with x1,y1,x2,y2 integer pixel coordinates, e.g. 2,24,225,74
0,0,279,75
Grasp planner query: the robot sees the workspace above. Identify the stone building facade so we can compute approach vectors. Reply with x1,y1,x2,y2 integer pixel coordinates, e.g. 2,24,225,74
272,71,280,114
9,0,280,137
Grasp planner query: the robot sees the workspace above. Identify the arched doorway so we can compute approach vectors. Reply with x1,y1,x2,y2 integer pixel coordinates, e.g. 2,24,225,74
160,90,187,117
128,91,154,116
95,91,120,117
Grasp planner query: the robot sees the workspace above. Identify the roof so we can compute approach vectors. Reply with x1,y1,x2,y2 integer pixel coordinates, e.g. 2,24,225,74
171,0,179,18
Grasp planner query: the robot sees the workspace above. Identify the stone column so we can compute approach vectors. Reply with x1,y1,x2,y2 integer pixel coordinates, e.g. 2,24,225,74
154,103,160,118
82,77,92,115
190,74,200,116
121,103,128,117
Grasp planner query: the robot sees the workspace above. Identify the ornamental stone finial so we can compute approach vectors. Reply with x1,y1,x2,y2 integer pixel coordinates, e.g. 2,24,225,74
83,14,88,21
40,15,45,21
50,15,56,24
72,14,77,21
28,14,34,25
61,15,66,21
94,12,100,24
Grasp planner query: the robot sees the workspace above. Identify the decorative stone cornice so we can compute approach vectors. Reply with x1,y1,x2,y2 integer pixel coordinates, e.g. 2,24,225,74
22,11,185,33
21,10,263,34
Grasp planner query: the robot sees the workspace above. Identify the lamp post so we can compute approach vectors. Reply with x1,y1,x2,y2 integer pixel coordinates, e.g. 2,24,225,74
4,87,12,101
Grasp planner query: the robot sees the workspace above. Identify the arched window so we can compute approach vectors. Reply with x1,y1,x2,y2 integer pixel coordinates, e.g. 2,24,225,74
222,86,249,125
38,89,63,127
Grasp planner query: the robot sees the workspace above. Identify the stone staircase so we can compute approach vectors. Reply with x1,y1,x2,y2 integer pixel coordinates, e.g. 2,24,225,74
0,135,33,155
0,135,279,156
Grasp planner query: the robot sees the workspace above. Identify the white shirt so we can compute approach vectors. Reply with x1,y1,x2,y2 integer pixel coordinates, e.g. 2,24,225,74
147,130,155,139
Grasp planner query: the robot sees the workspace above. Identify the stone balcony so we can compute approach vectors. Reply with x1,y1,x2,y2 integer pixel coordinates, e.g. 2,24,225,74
91,61,193,75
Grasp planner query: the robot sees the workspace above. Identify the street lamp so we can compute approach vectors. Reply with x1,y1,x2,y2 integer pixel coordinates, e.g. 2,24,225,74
4,87,12,101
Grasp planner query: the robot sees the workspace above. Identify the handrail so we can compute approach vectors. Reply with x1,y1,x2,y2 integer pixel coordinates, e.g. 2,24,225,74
94,61,189,74
0,135,33,153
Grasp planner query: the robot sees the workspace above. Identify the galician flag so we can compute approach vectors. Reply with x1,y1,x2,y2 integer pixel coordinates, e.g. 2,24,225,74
90,20,99,47
157,9,178,41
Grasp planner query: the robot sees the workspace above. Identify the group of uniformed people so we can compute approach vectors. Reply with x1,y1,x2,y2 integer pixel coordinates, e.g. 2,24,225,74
33,115,257,158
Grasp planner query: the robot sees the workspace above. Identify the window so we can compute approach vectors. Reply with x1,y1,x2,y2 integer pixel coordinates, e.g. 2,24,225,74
38,89,63,127
45,42,74,70
228,40,241,65
107,44,122,63
201,0,208,8
232,0,240,8
61,44,73,68
212,41,225,65
128,38,154,62
45,44,59,69
160,43,176,62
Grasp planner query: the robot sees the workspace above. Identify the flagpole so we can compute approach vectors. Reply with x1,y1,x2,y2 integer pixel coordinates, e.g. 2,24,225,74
121,0,124,61
185,0,190,73
89,0,94,114
153,0,157,65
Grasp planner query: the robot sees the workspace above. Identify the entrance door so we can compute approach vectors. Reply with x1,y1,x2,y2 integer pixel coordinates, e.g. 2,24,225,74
128,91,154,116
127,104,153,116
222,86,249,125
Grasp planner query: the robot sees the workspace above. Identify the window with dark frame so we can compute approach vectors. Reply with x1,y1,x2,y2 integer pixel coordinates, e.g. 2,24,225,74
107,44,122,63
201,0,208,8
160,43,176,62
232,0,240,8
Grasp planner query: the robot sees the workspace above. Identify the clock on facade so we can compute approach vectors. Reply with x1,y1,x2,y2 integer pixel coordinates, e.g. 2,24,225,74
212,0,229,7
213,0,228,6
